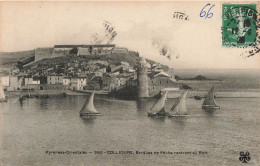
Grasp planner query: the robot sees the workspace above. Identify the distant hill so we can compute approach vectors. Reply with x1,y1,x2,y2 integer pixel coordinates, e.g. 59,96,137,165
175,75,220,81
190,75,211,80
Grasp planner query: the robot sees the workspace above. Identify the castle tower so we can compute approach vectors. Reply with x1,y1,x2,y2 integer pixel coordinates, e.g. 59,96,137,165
137,57,149,98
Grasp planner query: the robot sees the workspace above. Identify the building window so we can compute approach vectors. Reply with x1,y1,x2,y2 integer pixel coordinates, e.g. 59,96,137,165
160,81,161,84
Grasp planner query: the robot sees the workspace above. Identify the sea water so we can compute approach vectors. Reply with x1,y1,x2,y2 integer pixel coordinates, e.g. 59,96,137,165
0,69,259,166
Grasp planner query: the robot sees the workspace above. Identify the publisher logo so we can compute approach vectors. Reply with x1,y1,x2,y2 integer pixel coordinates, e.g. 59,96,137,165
239,151,250,163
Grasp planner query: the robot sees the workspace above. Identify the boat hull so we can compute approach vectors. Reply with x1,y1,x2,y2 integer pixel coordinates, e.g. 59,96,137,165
148,112,168,118
194,96,201,100
202,105,220,110
80,113,101,117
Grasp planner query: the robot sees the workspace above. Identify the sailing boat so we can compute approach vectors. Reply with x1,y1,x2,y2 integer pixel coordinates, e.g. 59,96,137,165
202,86,220,110
168,91,189,117
0,85,7,102
148,91,168,117
79,91,101,117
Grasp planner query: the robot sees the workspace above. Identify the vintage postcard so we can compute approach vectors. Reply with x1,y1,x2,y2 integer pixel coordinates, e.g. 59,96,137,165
0,1,259,165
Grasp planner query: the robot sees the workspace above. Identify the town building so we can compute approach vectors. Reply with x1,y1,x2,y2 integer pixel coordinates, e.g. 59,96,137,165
148,71,178,97
63,77,71,86
70,78,87,90
86,76,102,90
6,76,23,91
10,68,20,75
47,75,64,85
126,77,137,87
24,77,40,85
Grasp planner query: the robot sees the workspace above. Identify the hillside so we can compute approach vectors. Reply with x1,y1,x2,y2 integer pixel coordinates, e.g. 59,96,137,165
0,50,35,59
23,51,140,69
0,49,163,73
0,50,35,67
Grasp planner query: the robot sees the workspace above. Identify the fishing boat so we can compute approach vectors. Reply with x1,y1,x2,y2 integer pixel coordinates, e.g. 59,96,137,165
194,95,201,100
0,85,7,102
62,92,67,97
202,86,220,110
168,91,189,117
79,91,101,117
148,91,168,117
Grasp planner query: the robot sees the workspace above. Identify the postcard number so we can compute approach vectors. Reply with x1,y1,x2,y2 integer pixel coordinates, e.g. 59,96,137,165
200,3,215,19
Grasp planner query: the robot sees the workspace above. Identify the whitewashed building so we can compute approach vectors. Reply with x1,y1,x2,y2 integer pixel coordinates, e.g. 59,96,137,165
25,78,40,85
6,76,22,91
70,78,87,90
63,78,71,86
47,75,64,85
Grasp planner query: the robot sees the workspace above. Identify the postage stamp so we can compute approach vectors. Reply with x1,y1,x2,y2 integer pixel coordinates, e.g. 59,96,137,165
222,4,258,47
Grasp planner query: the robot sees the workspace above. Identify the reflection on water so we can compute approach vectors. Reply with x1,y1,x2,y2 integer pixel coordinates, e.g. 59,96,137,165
39,99,48,111
81,116,97,125
136,98,153,112
19,99,23,107
148,116,167,123
0,96,259,166
203,109,217,116
168,117,187,129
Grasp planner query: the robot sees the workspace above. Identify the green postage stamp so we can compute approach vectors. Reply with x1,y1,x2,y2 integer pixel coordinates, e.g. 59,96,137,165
222,4,258,47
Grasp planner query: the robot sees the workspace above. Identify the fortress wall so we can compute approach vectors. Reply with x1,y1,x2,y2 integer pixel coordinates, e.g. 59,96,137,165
35,48,54,61
113,47,128,54
52,48,72,57
34,45,129,61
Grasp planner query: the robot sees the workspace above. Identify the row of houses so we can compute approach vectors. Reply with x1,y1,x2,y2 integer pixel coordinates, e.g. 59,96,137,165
0,73,134,92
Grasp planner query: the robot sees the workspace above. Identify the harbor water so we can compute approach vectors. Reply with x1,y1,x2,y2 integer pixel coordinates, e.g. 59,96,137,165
0,69,260,166
0,95,259,165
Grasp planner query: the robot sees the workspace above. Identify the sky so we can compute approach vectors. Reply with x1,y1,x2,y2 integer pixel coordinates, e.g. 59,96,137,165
0,1,259,69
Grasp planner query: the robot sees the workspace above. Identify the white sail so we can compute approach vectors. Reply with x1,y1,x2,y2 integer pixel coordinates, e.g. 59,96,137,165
0,85,6,99
80,91,100,115
202,86,217,106
169,91,188,116
149,91,168,114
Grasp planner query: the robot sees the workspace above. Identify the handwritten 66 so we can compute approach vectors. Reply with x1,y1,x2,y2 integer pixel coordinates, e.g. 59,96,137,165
200,3,215,19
